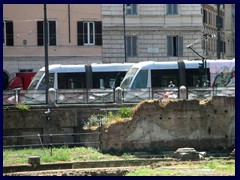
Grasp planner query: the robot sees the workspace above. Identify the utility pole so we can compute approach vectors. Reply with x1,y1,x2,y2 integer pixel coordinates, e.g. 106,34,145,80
44,4,49,104
216,4,221,59
68,4,71,43
123,4,127,62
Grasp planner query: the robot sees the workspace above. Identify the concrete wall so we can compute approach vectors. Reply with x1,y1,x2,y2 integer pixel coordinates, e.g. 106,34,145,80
3,96,235,151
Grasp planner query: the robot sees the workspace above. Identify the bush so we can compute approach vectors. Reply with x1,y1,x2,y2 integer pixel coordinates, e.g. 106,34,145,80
85,107,133,128
118,107,132,118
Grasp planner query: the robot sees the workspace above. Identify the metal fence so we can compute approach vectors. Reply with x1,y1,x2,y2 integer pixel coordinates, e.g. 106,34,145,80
3,90,46,105
122,87,235,103
3,87,235,105
56,89,114,104
3,132,101,150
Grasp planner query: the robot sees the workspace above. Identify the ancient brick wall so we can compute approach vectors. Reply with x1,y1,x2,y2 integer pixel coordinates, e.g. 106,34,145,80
101,96,235,151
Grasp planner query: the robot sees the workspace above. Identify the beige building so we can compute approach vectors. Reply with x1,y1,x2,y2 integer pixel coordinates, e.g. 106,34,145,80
224,4,235,59
3,4,102,84
102,4,234,63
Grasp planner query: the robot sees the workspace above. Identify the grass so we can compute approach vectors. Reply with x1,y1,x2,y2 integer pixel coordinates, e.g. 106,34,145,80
125,159,235,176
200,159,235,171
3,147,235,176
3,146,138,166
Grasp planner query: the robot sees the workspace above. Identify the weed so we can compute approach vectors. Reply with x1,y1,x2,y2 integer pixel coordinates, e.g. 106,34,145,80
86,107,133,128
16,104,29,111
118,107,132,118
3,106,10,111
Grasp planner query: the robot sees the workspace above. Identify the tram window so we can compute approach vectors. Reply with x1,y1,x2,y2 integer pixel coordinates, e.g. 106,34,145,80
132,70,148,88
92,72,126,89
186,69,210,87
57,73,86,89
151,69,178,88
38,73,54,90
109,79,116,88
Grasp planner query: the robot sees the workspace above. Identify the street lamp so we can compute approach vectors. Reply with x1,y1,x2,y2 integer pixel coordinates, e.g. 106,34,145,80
123,4,127,62
44,4,49,104
123,4,131,62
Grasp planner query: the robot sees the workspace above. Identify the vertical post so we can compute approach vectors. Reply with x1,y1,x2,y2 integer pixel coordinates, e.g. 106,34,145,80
44,4,49,104
50,134,53,156
216,4,221,59
123,4,127,62
68,4,71,43
204,59,207,85
98,116,102,152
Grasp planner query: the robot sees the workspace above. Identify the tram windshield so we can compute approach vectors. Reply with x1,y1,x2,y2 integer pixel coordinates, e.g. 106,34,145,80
28,71,44,90
120,68,138,89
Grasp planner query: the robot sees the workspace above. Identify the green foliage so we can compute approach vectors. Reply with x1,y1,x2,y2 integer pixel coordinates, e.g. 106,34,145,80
201,160,235,171
126,168,155,176
3,147,137,166
87,114,100,126
118,107,132,118
3,106,10,111
41,147,70,162
125,160,235,176
86,107,133,128
16,104,29,111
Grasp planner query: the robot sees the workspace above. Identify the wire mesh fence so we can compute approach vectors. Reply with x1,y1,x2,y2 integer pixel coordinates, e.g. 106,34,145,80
3,132,102,150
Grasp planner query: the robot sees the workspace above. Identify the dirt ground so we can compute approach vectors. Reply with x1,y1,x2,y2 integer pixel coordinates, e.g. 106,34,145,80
4,160,235,176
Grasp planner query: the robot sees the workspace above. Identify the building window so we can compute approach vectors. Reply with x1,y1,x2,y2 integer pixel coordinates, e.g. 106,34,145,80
167,4,178,15
167,36,183,57
37,21,56,46
77,21,102,46
203,9,207,24
126,36,137,57
126,4,137,15
84,22,95,45
3,20,14,46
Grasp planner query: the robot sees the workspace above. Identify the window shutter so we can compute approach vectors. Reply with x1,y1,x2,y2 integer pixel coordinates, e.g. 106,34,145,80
167,5,171,15
77,21,83,46
132,4,137,15
167,36,173,56
37,21,43,46
126,36,131,56
95,21,102,46
132,37,137,56
6,21,14,46
49,21,56,46
178,36,183,56
173,4,178,14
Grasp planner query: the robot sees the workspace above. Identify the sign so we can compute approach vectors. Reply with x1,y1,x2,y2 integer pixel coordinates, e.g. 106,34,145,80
148,48,159,53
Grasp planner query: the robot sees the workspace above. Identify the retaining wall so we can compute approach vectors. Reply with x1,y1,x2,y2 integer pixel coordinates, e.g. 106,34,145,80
3,96,235,151
101,96,235,151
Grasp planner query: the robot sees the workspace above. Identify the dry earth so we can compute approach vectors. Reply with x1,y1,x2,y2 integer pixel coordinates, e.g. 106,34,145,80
4,161,235,176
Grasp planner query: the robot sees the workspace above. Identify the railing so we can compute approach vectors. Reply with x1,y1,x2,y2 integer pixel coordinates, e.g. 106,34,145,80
3,87,235,105
123,87,235,103
3,90,46,105
56,89,114,104
3,132,101,150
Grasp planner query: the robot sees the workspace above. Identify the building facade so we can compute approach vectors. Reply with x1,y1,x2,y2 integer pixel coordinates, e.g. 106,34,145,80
3,4,103,85
102,4,233,63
